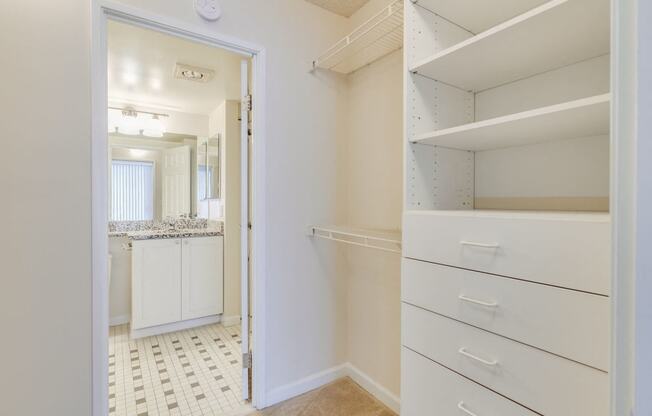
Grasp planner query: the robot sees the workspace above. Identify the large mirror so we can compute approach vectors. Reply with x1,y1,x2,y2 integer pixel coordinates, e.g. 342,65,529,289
197,135,221,201
109,133,223,221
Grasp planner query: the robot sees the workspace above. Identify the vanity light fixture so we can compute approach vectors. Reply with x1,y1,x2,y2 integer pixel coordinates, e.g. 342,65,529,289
108,107,168,138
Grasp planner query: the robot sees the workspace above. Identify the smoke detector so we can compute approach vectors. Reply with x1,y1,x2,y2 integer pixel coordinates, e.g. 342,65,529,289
174,63,215,83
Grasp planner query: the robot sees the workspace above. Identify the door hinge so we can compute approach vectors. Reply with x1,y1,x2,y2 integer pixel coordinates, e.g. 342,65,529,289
243,352,252,369
245,94,253,111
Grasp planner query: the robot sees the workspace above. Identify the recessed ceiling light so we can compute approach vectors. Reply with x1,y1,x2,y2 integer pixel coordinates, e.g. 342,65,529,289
123,72,138,86
150,79,162,90
174,63,215,83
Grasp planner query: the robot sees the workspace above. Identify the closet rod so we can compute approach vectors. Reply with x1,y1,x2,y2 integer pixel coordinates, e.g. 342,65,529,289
308,225,402,254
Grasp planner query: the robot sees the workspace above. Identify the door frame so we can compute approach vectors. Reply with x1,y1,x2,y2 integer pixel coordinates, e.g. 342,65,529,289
91,2,268,415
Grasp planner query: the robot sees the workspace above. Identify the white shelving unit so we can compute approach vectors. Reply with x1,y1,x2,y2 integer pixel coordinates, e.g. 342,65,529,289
312,0,403,74
308,225,401,254
411,94,610,151
410,0,610,91
402,0,612,414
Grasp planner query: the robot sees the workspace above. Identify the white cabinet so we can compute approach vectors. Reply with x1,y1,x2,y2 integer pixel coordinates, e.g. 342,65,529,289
132,236,223,333
182,237,224,320
132,238,182,329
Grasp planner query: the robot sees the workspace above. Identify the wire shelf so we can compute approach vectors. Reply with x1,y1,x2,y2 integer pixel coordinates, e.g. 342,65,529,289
308,225,402,253
313,0,404,74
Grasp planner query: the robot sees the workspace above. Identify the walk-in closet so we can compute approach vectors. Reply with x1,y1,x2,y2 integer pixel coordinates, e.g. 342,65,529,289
308,0,405,411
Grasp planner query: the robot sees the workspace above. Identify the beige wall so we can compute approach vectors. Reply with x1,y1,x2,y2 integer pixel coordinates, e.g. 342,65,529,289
0,1,92,415
1,0,351,414
342,48,403,398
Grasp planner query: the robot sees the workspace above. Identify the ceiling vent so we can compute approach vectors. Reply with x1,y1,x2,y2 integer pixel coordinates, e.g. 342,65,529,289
174,63,215,83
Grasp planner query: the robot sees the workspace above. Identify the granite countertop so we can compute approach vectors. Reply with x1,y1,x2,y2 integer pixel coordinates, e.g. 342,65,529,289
108,219,223,240
126,228,223,241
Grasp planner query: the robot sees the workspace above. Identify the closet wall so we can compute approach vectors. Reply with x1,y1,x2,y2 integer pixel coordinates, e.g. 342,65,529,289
343,48,402,399
339,0,403,403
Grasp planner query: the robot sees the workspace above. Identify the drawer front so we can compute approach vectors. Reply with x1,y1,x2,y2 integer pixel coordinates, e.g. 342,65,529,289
402,303,609,416
403,211,610,295
402,258,610,370
402,347,537,416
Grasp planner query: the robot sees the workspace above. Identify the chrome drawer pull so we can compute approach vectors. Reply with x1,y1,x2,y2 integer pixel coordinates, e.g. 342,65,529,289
458,347,498,366
458,401,480,416
458,294,498,308
460,240,500,249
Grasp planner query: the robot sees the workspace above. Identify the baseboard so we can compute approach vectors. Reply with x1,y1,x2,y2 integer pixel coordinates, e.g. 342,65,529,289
130,315,221,339
265,364,349,407
221,315,241,327
344,363,400,414
264,362,400,413
109,314,130,326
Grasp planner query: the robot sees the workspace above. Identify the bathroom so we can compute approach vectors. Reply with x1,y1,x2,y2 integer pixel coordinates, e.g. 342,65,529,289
106,20,250,416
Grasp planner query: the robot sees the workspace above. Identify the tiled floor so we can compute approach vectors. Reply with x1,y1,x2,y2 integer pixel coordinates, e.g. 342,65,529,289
109,323,247,416
251,378,396,416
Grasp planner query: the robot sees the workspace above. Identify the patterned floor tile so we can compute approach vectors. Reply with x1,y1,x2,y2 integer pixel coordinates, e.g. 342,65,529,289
109,323,248,416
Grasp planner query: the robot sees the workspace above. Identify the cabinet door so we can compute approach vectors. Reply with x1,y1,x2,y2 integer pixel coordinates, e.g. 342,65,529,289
132,239,182,329
181,236,224,320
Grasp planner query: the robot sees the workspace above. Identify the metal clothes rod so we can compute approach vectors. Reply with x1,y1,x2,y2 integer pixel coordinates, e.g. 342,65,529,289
308,225,402,254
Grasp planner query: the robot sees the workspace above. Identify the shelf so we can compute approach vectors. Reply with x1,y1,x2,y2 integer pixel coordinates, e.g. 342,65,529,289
413,0,549,34
404,209,610,223
411,94,610,151
312,0,403,74
308,225,402,253
409,0,610,92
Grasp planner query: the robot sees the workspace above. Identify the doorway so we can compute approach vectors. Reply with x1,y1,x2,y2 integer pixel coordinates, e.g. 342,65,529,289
91,4,267,416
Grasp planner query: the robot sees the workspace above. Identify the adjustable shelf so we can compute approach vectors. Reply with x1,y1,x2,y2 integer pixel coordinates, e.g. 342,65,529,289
411,94,610,151
412,0,549,34
312,0,403,74
409,0,610,92
308,225,402,254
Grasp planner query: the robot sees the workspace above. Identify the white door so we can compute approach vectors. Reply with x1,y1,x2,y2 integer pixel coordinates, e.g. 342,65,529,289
162,145,191,218
240,59,251,401
181,236,224,320
131,239,182,329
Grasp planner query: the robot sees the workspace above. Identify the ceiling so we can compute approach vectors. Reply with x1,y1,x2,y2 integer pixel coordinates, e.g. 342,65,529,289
305,0,371,17
107,20,244,115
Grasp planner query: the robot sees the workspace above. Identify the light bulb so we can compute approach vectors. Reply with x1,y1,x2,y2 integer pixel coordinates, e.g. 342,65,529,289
142,115,165,138
119,111,140,136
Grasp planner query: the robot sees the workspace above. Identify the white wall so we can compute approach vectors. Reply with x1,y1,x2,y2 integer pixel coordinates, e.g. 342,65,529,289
1,0,351,414
209,100,242,322
343,47,403,399
0,2,92,415
636,1,652,414
109,236,132,324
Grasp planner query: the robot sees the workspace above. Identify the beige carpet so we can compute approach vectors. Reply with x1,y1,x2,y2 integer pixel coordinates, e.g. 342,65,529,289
251,378,396,416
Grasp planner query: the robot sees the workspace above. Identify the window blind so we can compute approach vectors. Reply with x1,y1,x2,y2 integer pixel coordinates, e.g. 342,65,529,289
111,160,154,221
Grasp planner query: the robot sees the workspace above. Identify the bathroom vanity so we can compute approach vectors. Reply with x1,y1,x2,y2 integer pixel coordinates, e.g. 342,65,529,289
131,235,224,338
108,219,225,338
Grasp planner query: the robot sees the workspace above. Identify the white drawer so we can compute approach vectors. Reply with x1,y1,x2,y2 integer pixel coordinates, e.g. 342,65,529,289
402,303,609,416
403,210,611,295
402,347,538,416
402,258,610,370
